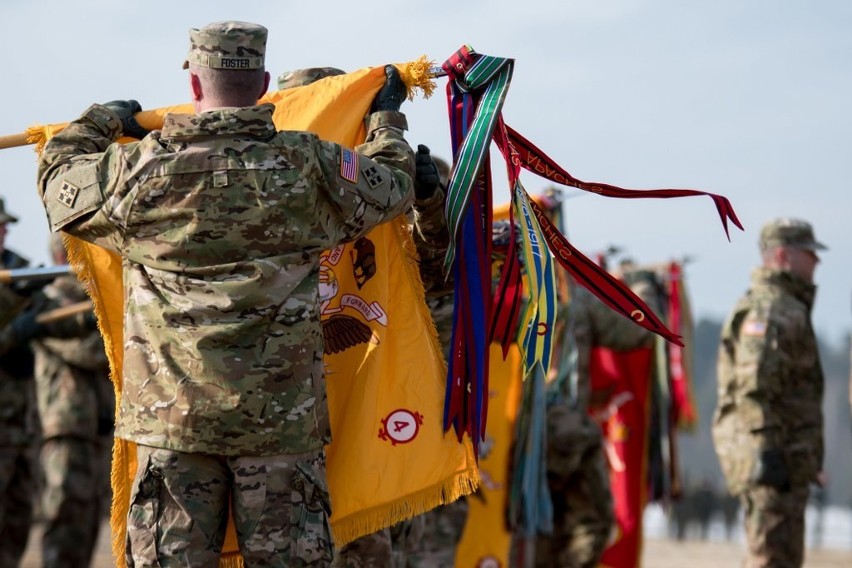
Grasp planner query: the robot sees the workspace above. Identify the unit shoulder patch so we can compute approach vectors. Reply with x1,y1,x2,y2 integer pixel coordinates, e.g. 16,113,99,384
57,180,80,208
363,165,384,189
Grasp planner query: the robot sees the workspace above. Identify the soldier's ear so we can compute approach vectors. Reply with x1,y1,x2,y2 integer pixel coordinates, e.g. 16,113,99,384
260,72,271,98
190,73,204,103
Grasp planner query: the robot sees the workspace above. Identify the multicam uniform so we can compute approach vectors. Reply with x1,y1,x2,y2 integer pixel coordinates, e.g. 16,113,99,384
32,274,113,567
403,188,471,568
0,248,38,567
37,100,414,566
713,268,823,568
536,274,660,568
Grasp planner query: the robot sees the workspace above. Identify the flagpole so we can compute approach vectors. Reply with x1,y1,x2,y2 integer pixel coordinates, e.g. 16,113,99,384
0,265,73,284
0,132,31,150
0,66,449,152
35,300,93,324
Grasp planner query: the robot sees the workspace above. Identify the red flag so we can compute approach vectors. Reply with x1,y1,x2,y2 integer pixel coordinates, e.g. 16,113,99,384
589,346,654,568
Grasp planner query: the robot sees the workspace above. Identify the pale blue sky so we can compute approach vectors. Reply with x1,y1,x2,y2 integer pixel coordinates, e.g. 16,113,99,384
1,0,849,343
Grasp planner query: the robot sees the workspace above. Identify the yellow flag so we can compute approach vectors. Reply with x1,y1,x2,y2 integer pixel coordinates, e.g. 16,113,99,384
42,59,478,567
455,344,522,567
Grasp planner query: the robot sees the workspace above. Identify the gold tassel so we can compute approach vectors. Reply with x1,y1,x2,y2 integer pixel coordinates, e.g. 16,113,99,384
398,56,437,101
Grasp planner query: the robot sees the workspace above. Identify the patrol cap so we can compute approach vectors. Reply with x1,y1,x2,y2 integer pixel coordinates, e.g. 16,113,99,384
183,21,267,71
759,217,827,251
0,198,18,224
277,67,345,90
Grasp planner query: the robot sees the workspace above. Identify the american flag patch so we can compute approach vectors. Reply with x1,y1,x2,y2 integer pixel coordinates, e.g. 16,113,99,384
742,320,767,336
340,148,359,183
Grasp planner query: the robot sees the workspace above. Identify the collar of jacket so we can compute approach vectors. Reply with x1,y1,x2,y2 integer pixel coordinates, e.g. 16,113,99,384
751,267,817,310
160,103,277,142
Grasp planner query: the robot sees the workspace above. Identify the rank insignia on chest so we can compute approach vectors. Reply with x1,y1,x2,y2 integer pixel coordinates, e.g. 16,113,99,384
340,148,359,183
57,180,80,208
363,166,384,189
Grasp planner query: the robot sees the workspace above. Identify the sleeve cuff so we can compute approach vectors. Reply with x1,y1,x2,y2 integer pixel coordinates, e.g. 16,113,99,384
81,104,124,140
365,110,409,133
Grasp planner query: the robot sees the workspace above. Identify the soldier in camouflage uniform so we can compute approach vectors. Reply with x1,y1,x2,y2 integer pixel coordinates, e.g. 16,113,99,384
33,233,114,567
0,198,44,566
713,218,826,568
405,155,476,568
36,21,415,568
276,65,442,568
535,263,664,568
278,67,346,90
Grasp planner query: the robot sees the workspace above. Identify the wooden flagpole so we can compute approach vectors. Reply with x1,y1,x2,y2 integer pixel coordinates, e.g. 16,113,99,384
0,132,33,150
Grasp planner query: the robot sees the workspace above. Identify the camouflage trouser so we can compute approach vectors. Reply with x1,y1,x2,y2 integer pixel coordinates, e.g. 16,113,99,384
0,444,35,567
406,498,469,567
126,445,333,568
535,439,613,568
40,435,110,568
741,485,809,568
332,517,424,567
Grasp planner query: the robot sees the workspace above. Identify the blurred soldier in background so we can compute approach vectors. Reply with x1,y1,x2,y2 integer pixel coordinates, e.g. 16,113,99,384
0,197,43,565
713,218,826,568
537,280,642,567
405,154,473,568
32,233,113,567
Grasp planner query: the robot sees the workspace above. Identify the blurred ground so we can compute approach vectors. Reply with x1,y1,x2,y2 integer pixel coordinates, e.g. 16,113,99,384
642,538,852,567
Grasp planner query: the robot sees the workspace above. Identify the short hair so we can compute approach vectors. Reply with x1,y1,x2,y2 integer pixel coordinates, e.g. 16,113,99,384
193,65,267,99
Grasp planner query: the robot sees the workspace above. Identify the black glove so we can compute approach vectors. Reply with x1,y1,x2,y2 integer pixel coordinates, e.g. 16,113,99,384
82,310,98,331
97,411,115,436
414,145,441,199
750,448,791,491
103,99,150,140
11,278,45,299
370,65,407,113
10,309,46,344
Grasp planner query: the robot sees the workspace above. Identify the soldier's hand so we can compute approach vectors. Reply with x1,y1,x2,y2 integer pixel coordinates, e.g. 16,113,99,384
750,448,791,491
414,145,440,199
10,309,46,344
370,65,407,113
11,278,44,299
103,100,150,140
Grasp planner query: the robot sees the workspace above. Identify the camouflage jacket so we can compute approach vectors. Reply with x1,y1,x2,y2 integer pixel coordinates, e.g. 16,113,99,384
37,103,414,455
33,275,112,440
713,268,823,494
410,186,454,355
0,248,38,446
546,279,659,477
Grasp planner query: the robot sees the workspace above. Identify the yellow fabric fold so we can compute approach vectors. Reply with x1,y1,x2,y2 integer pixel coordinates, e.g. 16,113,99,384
455,344,522,567
45,57,479,567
